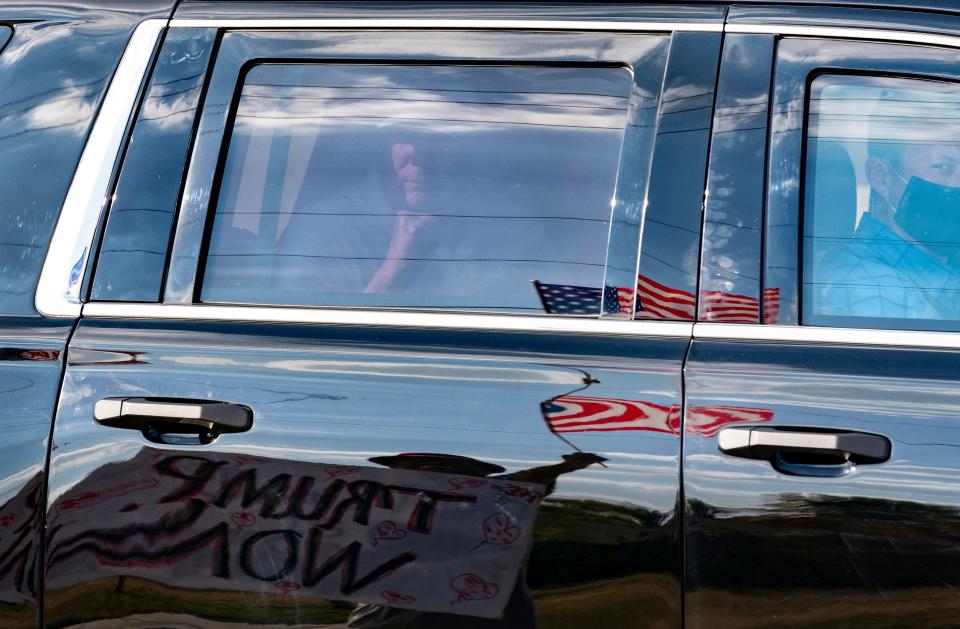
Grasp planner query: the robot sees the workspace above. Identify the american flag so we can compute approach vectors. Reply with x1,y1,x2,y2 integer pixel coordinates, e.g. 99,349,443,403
542,395,680,435
635,274,695,320
532,281,634,315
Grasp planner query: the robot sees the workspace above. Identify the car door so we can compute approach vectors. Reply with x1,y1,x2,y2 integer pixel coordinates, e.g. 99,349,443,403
687,6,960,628
42,5,722,627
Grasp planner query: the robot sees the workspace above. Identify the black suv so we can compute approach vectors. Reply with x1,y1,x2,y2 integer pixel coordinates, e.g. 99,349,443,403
0,1,958,627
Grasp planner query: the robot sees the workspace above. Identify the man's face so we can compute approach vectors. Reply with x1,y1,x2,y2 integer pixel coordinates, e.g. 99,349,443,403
880,144,960,207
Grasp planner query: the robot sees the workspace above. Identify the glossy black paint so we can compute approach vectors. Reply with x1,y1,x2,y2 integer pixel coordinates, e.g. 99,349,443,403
0,1,175,316
0,320,71,628
684,340,960,628
699,34,774,323
92,28,219,303
638,31,721,320
48,320,687,627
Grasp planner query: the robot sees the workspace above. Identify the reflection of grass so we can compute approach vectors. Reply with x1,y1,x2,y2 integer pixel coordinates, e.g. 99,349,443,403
687,587,960,629
0,600,35,629
45,577,351,628
46,574,677,629
535,499,657,545
534,573,678,629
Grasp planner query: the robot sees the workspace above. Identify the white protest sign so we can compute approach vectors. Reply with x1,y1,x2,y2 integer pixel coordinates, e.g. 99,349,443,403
45,448,545,619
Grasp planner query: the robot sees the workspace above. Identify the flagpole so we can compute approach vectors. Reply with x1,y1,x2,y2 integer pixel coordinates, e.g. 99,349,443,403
540,368,608,468
531,279,552,314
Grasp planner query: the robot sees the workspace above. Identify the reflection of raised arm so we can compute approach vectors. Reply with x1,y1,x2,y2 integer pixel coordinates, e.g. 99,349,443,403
505,452,607,486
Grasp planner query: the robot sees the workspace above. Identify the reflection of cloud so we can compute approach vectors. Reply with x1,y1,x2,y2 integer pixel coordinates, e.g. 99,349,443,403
137,91,196,131
0,22,72,67
0,465,40,506
234,63,634,136
48,440,143,503
163,355,584,384
685,453,960,508
26,84,96,133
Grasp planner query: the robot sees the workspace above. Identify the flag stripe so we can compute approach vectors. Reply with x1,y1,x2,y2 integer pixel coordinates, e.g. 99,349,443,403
544,395,679,435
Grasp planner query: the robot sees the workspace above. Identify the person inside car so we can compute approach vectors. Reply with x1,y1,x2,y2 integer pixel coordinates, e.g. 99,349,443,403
814,92,960,321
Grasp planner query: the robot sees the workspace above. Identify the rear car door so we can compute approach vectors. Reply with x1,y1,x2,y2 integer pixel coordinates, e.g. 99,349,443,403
41,5,723,627
687,5,960,628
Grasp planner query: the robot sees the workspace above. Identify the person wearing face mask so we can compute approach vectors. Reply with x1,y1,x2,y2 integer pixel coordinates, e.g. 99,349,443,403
814,107,960,321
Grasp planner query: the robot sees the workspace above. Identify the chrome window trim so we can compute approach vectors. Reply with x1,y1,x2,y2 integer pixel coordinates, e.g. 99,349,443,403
726,23,960,49
35,19,167,318
695,322,960,350
81,302,694,337
168,19,724,31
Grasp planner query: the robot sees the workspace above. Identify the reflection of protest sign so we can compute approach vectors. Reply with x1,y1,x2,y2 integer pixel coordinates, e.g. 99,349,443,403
45,449,545,619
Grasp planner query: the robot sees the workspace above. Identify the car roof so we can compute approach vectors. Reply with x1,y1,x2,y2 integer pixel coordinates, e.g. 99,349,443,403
180,0,960,16
692,0,960,15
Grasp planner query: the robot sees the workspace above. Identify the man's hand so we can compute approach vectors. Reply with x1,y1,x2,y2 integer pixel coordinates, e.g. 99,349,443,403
364,209,436,293
560,452,609,471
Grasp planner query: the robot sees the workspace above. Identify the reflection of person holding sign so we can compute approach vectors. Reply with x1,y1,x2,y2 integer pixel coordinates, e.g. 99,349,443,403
347,451,606,628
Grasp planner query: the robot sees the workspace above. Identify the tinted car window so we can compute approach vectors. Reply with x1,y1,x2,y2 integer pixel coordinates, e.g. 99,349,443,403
803,74,960,330
201,63,632,314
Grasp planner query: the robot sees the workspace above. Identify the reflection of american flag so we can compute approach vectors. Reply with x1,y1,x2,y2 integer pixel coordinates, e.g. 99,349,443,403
686,405,774,437
635,274,695,320
542,395,680,435
533,281,633,315
692,286,783,324
701,290,759,323
534,276,782,323
762,287,781,324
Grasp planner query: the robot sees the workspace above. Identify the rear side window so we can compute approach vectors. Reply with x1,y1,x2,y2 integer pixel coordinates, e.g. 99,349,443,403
803,74,960,331
201,63,632,314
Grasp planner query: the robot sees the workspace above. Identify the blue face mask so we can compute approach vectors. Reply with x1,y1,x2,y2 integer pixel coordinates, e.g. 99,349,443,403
890,171,960,260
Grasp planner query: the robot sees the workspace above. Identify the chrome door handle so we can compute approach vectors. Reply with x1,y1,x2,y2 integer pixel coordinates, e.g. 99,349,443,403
94,397,253,433
718,427,890,476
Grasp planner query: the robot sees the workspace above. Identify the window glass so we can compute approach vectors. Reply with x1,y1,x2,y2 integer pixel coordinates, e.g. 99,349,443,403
201,63,632,313
803,74,960,331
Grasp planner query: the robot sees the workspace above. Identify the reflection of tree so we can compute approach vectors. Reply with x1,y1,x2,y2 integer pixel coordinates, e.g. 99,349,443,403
528,499,672,589
687,494,960,590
